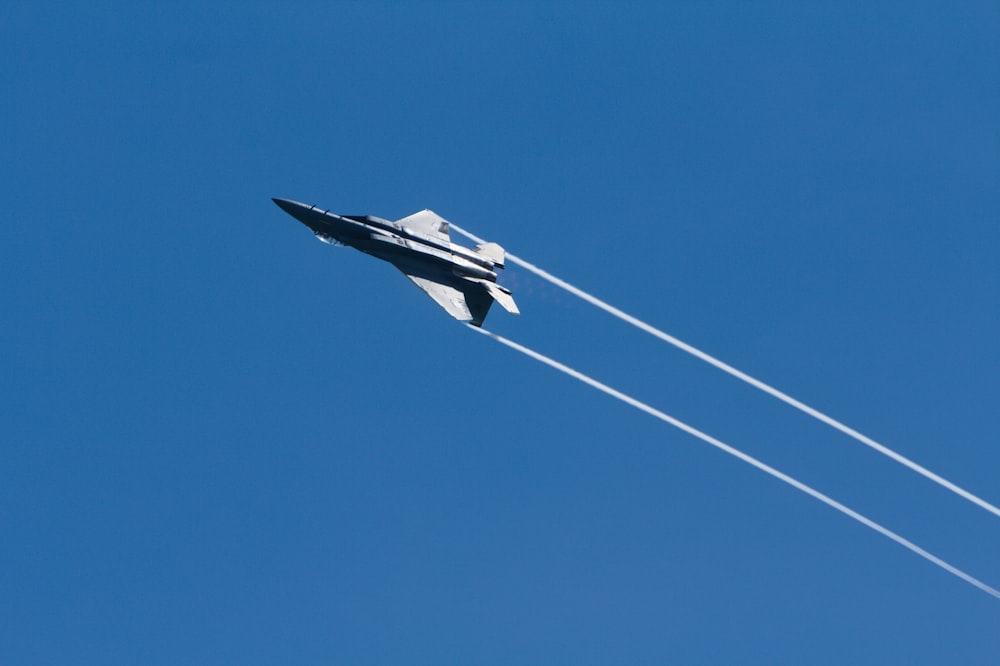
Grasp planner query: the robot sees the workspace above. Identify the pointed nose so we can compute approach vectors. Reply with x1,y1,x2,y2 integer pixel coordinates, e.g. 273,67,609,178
272,197,306,216
272,196,335,235
272,197,321,228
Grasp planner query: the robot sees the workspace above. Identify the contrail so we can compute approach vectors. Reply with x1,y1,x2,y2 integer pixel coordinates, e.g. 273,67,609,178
452,224,1000,520
466,324,1000,601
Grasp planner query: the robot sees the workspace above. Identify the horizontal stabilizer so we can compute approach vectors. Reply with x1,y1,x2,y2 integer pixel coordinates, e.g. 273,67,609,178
482,281,520,315
474,242,505,268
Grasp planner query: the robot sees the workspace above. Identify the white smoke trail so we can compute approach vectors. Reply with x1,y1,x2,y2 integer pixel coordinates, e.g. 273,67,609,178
452,224,1000,520
466,324,1000,601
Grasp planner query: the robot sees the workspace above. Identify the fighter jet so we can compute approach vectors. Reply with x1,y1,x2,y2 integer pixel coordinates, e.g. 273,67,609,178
273,198,519,327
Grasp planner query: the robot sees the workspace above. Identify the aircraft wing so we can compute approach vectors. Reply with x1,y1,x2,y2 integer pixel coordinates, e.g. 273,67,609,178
399,272,494,326
402,274,473,322
395,209,451,242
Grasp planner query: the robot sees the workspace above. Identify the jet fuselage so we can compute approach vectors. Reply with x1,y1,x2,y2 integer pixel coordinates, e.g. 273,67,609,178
273,196,519,326
272,198,497,284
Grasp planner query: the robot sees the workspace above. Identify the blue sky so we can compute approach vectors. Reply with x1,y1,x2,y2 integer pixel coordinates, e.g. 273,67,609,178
2,2,999,663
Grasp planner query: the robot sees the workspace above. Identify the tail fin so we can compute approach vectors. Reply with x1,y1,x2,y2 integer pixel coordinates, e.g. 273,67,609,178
474,242,505,268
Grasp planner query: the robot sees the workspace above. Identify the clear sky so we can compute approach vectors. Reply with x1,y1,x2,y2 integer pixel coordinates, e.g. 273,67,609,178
3,2,999,663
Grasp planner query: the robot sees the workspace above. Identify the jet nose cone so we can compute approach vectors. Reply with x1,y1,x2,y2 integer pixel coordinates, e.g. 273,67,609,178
272,197,319,226
272,197,302,215
272,197,332,235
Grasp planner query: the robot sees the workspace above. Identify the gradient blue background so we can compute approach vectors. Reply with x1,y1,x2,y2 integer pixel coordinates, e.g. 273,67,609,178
3,2,999,663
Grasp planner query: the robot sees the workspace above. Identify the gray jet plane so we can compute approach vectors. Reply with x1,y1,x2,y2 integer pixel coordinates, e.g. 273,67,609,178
273,198,519,326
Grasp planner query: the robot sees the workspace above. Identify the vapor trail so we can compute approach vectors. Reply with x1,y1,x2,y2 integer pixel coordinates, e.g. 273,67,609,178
452,224,1000,520
466,325,1000,600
